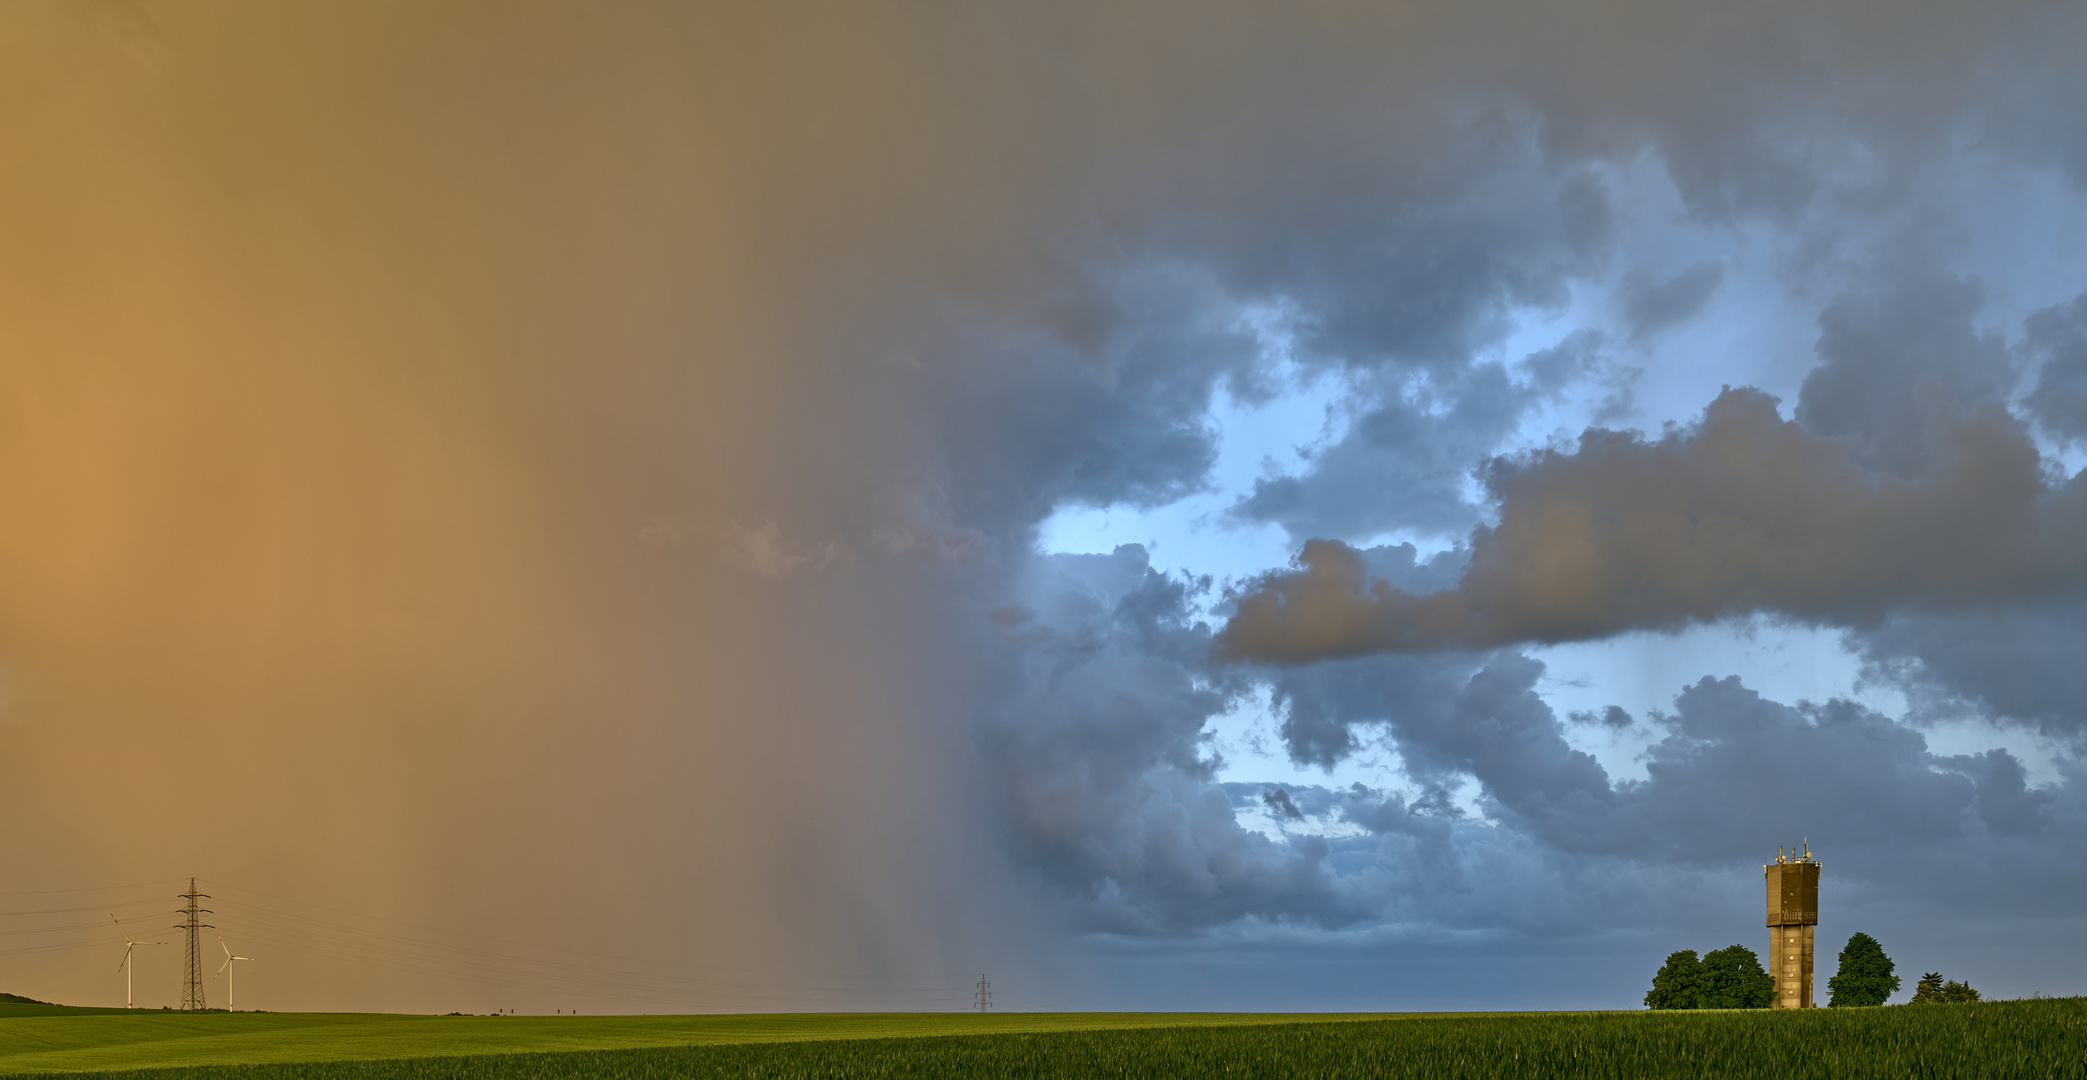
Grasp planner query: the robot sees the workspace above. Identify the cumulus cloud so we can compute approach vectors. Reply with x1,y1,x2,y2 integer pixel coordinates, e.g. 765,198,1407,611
1218,386,2087,663
1795,270,2017,479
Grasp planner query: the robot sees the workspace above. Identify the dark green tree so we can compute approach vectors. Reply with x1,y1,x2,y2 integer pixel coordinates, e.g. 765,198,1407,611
1697,945,1776,1008
1644,950,1704,1009
1827,932,1900,1007
1941,979,1982,1003
1910,972,1946,1003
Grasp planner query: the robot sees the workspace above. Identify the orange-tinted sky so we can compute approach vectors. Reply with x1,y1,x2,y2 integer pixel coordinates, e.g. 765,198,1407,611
0,1,1037,1012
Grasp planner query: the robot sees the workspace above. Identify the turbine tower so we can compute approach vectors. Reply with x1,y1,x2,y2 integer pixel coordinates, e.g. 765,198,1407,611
215,935,253,1011
175,879,213,1011
1765,841,1820,1008
112,915,164,1009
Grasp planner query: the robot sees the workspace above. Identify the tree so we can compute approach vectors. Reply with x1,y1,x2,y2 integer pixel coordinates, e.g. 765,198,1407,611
1941,979,1981,1003
1827,932,1900,1007
1697,945,1775,1009
1645,950,1704,1009
1909,972,1979,1003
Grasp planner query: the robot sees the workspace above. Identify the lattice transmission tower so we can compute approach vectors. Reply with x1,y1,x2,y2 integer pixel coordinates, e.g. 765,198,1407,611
176,879,213,1011
974,975,992,1012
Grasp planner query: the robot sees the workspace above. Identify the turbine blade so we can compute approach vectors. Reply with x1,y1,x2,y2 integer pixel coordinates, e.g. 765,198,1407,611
217,958,230,975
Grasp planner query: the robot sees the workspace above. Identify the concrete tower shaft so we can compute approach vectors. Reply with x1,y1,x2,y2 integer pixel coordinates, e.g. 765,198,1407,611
1765,845,1820,1009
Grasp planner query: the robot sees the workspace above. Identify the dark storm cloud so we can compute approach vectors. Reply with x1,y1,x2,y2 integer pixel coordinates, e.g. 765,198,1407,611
993,550,2087,935
1228,362,1530,543
2022,289,2087,443
1261,788,1306,822
1618,262,1724,342
1795,270,2016,479
934,265,1263,532
1271,653,1614,825
1217,386,2087,662
894,2,2086,558
1570,705,1635,730
982,546,1362,932
1849,603,2087,741
984,546,2081,935
910,3,2087,987
1277,656,2084,888
1232,332,1613,544
1248,152,1614,371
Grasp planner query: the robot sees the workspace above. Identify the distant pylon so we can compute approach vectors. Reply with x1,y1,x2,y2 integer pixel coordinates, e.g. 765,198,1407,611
974,974,991,1012
176,878,214,1011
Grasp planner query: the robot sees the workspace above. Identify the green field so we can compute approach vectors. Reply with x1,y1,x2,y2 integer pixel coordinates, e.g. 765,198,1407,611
3,998,2082,1078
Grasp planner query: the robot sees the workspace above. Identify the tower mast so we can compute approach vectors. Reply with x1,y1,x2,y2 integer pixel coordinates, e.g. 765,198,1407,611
176,878,214,1011
1765,842,1820,1008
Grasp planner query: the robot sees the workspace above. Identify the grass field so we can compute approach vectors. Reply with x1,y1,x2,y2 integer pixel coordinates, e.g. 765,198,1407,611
3,997,2082,1078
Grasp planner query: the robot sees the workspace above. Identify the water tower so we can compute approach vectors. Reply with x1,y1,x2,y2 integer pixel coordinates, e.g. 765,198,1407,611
1764,842,1820,1008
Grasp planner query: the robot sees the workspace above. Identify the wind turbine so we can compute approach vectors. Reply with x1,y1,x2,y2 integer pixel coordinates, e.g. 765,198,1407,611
215,935,253,1011
112,915,164,1009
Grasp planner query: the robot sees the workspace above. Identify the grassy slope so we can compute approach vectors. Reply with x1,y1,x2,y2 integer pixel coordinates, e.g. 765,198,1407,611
10,1000,2087,1080
0,1009,1401,1075
7,1000,2083,1078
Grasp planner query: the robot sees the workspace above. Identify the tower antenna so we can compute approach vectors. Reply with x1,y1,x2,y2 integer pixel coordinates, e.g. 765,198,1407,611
175,878,214,1011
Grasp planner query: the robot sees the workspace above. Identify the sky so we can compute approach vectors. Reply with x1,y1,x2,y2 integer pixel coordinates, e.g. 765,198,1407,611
3,0,2087,1014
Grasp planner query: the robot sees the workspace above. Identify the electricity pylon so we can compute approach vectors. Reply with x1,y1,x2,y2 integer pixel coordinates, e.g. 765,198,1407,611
974,975,991,1012
176,879,213,1011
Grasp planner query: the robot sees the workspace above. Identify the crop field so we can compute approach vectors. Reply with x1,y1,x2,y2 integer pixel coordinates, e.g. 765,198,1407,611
3,997,2082,1079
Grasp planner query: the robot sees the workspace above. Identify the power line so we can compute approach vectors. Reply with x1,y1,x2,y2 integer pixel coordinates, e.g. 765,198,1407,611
200,878,967,984
0,899,173,918
209,897,965,997
0,920,144,937
0,879,187,897
215,920,970,1009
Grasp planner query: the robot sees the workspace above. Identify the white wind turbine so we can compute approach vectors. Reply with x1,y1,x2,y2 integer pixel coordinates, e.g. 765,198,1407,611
112,915,164,1009
215,935,253,1011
